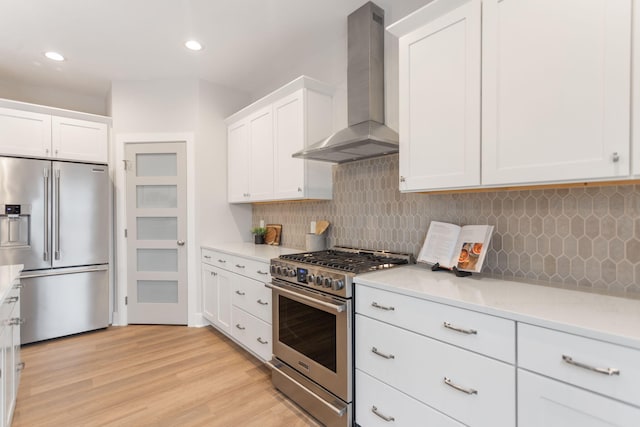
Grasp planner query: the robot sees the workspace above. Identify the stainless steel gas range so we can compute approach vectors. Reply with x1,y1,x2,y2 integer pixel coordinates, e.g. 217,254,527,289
267,247,413,427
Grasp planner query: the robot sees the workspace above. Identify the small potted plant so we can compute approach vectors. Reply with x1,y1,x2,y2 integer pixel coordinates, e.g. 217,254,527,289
251,227,267,244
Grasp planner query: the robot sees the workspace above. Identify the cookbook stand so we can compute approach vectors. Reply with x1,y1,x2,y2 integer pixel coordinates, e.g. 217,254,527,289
431,263,472,277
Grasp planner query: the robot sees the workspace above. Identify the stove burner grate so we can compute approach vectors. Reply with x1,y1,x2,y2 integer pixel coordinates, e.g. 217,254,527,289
280,248,411,273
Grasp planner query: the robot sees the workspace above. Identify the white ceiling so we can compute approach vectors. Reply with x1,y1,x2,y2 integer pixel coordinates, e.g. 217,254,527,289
0,0,432,101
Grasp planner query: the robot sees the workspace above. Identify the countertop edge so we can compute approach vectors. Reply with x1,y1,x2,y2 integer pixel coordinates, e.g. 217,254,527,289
355,265,640,351
201,243,300,263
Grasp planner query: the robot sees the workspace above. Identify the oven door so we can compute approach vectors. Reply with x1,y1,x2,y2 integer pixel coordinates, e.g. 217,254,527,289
268,279,352,402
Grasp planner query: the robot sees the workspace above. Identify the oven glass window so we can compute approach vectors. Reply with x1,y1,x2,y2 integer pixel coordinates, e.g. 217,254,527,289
279,295,337,372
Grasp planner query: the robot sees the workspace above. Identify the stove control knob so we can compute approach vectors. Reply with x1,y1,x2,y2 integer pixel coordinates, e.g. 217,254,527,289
333,280,344,291
323,277,333,288
287,268,296,277
315,275,323,286
270,265,277,275
307,274,316,284
275,266,283,276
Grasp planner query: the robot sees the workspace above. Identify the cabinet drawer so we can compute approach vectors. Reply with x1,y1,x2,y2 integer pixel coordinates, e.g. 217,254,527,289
356,285,515,363
518,323,640,407
356,315,515,427
518,369,640,427
232,275,272,324
236,257,271,283
231,307,272,362
356,369,465,427
201,249,236,270
0,285,19,324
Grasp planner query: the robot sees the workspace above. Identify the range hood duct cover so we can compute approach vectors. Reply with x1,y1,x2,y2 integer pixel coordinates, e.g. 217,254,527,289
293,1,399,164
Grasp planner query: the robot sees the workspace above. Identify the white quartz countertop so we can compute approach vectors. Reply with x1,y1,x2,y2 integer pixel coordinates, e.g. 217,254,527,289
202,242,300,263
355,264,640,350
0,264,23,302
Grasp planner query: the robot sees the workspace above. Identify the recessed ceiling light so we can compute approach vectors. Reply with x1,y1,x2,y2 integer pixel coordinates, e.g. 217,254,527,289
185,40,203,51
44,51,65,61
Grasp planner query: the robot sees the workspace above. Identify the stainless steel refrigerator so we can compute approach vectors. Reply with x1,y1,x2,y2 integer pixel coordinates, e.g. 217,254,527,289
0,156,109,344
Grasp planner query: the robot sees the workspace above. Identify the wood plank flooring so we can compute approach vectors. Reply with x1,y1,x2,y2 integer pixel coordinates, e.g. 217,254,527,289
13,325,321,427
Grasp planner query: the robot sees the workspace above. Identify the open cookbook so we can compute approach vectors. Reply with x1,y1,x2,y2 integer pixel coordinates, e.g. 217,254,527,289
417,221,494,273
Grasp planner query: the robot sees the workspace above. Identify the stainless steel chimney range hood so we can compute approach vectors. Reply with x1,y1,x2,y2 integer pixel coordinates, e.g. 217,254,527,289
293,1,399,164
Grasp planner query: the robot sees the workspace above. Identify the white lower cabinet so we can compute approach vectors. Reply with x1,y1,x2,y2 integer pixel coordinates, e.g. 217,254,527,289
518,369,640,427
356,314,514,427
0,280,21,427
202,264,232,335
201,248,273,362
355,280,640,427
231,307,272,362
356,369,464,427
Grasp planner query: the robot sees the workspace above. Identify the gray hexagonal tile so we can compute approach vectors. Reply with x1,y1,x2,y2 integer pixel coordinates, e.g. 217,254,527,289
600,259,617,283
570,216,585,238
609,238,624,262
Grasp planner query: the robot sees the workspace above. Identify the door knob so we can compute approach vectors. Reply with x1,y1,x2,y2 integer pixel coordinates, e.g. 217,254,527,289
177,240,185,246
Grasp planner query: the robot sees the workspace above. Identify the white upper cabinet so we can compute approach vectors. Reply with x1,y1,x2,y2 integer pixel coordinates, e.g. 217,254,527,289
633,2,640,177
227,105,274,203
227,121,251,203
389,0,481,191
273,92,305,199
226,76,333,203
273,89,333,200
0,108,52,158
0,102,109,164
390,0,637,191
247,106,274,202
51,116,108,163
482,0,632,185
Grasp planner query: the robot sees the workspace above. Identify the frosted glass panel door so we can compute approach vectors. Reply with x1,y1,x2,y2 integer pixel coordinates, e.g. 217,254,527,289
125,142,187,324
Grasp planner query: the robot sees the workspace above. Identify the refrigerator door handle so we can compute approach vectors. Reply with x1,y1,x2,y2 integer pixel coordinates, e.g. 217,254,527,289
43,167,50,261
20,265,109,279
54,168,61,260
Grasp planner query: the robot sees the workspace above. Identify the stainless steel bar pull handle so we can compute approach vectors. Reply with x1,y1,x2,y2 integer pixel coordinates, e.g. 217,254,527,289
256,337,268,344
256,299,268,306
443,322,477,335
8,318,25,326
217,259,226,263
43,168,49,261
371,406,395,422
54,168,61,260
203,255,211,259
265,283,346,313
235,290,245,296
371,301,395,311
371,347,395,360
444,377,478,395
235,324,246,330
235,264,245,269
562,355,620,376
257,270,269,275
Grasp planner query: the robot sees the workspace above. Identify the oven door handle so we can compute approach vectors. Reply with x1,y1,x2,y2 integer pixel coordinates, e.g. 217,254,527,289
265,283,346,313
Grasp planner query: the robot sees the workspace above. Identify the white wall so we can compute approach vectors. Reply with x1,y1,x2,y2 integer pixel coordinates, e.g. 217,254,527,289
109,78,251,326
0,78,108,115
195,80,252,246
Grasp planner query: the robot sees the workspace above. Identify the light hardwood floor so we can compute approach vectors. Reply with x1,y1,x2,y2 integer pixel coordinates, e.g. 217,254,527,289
13,325,321,427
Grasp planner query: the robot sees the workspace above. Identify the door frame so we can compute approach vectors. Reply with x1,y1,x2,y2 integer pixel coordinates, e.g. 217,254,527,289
114,133,198,326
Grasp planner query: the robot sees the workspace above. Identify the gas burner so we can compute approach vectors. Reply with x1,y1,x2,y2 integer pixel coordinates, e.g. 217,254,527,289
273,247,414,298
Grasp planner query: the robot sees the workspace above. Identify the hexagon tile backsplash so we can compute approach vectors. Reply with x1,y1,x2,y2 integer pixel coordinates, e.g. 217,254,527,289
253,154,640,296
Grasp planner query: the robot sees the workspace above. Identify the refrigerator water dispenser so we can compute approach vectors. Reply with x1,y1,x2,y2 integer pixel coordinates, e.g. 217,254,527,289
0,204,31,248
